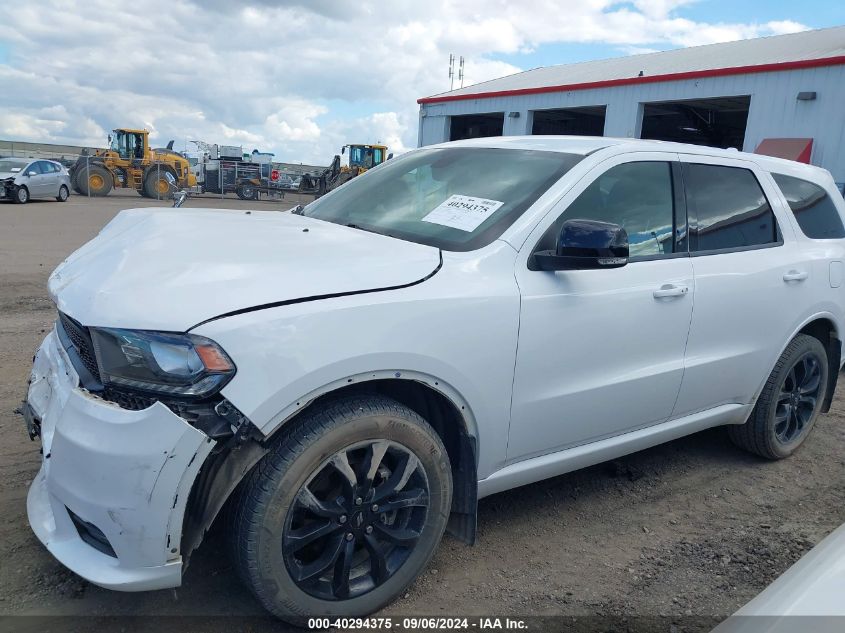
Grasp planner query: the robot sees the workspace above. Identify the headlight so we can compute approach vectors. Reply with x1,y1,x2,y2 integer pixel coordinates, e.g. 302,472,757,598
90,328,235,398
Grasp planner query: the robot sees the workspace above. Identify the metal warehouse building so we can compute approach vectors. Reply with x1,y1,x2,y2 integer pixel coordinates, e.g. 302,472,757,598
417,26,845,192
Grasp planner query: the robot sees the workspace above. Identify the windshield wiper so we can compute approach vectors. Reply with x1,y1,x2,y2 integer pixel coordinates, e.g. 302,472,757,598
345,223,396,240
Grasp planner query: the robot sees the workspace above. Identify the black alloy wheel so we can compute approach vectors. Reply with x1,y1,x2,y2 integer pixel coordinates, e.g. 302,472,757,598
773,351,823,444
283,439,430,601
729,333,829,459
230,395,452,623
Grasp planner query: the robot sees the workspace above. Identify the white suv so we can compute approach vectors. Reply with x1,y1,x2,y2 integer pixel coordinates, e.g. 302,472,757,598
20,137,845,623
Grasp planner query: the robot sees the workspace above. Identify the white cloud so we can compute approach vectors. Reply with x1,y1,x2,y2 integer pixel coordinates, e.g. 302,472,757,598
0,0,810,162
766,20,809,35
264,101,327,143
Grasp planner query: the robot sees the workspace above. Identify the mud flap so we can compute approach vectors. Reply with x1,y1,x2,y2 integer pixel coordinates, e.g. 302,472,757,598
822,337,841,413
446,434,477,545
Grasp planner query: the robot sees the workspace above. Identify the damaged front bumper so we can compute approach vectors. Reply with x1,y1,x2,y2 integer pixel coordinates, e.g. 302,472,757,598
24,327,216,591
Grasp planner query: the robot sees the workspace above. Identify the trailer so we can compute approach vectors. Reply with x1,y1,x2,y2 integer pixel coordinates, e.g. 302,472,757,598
190,142,287,200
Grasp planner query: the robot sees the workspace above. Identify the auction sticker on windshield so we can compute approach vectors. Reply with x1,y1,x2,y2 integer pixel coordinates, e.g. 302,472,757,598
422,194,505,232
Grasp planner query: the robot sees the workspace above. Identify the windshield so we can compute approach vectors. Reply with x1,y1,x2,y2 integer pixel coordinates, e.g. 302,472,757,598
304,147,582,251
0,159,28,173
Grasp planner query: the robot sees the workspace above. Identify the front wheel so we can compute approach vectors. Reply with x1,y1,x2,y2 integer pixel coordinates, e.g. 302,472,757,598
231,395,452,623
143,169,175,199
14,186,29,204
729,334,829,459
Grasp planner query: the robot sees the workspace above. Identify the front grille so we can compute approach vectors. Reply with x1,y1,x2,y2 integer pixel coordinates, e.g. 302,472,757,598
102,387,156,411
58,312,101,381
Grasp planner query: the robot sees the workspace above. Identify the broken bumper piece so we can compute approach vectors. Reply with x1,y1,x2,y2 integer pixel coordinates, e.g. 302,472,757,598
25,328,216,591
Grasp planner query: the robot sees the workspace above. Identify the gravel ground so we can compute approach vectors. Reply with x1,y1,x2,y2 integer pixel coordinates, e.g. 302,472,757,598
1,193,843,631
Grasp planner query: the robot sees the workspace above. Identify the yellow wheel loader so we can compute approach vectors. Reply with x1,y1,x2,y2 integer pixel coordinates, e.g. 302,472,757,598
70,128,196,198
299,143,390,197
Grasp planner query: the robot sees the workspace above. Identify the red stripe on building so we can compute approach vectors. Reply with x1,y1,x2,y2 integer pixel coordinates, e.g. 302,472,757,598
418,56,845,105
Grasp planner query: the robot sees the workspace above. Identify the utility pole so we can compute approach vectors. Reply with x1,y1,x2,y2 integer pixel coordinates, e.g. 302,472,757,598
459,56,465,88
448,54,455,91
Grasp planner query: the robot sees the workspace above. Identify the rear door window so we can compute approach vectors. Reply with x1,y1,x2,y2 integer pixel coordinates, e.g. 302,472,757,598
683,163,779,253
772,173,845,239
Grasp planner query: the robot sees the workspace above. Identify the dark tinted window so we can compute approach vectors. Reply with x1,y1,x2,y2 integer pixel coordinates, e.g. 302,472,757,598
684,164,778,252
772,173,845,239
540,161,676,258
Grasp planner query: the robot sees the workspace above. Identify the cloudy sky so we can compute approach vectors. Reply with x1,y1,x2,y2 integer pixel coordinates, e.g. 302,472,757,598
0,0,842,164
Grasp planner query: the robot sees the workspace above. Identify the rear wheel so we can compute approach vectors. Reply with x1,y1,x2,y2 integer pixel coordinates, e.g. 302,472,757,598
231,395,452,623
143,168,175,199
77,164,113,196
237,184,259,200
56,185,69,202
729,334,828,459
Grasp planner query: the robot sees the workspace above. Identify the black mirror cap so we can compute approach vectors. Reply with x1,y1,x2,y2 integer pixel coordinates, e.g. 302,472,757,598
533,219,629,271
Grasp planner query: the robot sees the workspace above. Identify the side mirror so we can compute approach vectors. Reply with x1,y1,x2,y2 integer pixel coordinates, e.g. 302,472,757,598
27,170,38,177
533,219,628,271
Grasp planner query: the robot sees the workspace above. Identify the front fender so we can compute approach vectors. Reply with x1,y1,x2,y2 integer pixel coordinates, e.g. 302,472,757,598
192,246,521,480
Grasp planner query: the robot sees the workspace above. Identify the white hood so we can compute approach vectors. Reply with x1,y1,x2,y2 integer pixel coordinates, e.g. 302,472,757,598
49,208,441,331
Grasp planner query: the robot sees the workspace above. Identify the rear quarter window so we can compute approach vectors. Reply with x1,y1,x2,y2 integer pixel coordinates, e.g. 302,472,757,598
772,173,845,240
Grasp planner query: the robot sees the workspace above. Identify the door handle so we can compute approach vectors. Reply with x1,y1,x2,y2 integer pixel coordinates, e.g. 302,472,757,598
653,284,689,299
783,270,808,282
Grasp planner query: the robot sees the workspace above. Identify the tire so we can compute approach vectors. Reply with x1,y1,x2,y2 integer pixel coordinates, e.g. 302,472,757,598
69,163,84,194
237,184,259,200
729,334,828,459
71,171,84,195
231,394,452,624
14,186,29,204
77,164,113,196
56,185,69,202
143,169,175,199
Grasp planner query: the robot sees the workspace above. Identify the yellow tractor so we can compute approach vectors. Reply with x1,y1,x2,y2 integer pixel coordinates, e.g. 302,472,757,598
70,128,196,198
342,143,389,175
299,143,390,197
